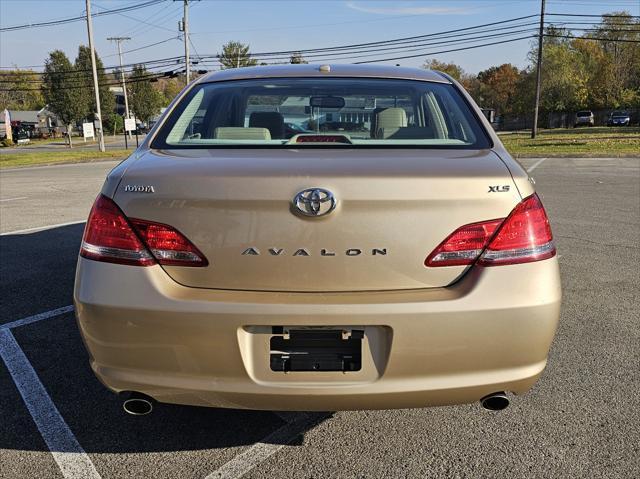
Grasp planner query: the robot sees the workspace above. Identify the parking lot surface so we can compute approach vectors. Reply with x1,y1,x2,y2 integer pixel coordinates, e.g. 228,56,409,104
1,157,639,478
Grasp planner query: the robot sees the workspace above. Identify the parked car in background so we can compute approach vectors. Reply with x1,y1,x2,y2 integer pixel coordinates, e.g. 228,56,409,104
607,111,631,127
574,110,594,127
284,121,311,137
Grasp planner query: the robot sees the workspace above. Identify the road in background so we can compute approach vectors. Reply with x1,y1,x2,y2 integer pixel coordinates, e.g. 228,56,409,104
1,157,639,478
0,161,119,234
1,135,146,155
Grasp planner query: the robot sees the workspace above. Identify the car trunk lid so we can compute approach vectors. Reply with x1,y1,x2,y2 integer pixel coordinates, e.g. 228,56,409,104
113,148,520,292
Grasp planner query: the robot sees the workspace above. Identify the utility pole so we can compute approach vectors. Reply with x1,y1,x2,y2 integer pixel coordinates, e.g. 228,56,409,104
184,0,190,83
531,0,546,139
176,0,191,83
107,37,132,137
85,0,105,152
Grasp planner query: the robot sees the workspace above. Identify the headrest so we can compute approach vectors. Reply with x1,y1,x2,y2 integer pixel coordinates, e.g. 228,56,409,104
213,127,271,140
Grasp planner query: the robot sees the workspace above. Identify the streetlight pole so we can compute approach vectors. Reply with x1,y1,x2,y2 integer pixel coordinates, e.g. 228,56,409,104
85,0,105,152
107,37,131,137
531,0,546,139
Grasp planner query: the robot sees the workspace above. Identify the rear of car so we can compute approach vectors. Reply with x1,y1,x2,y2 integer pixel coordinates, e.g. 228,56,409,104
74,65,561,411
574,110,594,127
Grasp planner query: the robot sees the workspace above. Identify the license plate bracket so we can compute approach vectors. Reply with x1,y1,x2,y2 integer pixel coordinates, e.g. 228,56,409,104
270,328,363,372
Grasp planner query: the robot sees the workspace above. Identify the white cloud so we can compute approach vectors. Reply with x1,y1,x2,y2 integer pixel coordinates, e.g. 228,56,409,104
346,1,472,16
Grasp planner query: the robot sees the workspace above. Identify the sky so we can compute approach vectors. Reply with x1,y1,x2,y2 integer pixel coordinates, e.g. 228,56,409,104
1,0,639,75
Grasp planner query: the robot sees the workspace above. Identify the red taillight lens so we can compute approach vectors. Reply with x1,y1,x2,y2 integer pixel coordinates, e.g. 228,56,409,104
479,193,555,266
129,219,208,267
80,195,207,267
81,195,155,266
425,193,555,268
425,219,503,267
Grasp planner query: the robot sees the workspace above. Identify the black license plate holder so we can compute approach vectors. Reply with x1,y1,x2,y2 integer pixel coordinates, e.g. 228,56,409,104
270,329,363,372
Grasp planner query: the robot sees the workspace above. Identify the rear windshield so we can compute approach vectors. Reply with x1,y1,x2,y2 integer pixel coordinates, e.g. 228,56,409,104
576,111,592,117
152,78,491,149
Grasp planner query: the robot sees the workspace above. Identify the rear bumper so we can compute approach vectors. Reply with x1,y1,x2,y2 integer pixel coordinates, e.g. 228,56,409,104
74,257,561,410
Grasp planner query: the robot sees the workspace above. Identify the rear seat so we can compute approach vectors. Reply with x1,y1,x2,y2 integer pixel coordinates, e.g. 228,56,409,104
375,107,407,137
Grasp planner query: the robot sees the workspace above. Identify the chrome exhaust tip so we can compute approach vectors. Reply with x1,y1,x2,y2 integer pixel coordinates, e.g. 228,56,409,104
122,392,154,416
480,392,510,411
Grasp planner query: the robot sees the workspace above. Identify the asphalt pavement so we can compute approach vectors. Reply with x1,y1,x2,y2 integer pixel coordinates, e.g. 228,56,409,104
0,157,639,479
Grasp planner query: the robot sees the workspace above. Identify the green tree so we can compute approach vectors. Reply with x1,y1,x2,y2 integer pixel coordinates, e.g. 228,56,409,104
218,41,258,69
75,45,116,132
0,70,45,111
41,50,86,147
158,77,184,104
422,58,464,80
289,52,308,64
128,64,163,124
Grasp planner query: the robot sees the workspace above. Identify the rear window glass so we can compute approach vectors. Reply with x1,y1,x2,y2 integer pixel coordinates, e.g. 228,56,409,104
576,111,592,117
152,78,490,149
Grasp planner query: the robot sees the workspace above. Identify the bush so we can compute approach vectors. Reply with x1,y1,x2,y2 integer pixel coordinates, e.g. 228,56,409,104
1,138,14,147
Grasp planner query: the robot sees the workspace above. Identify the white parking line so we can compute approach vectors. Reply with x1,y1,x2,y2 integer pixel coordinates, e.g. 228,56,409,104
1,305,75,330
0,197,28,202
0,220,85,236
527,157,548,173
206,413,327,479
0,328,101,479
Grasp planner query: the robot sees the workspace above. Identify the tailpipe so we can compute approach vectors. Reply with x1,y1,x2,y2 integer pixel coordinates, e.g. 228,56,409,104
122,392,154,416
480,392,510,411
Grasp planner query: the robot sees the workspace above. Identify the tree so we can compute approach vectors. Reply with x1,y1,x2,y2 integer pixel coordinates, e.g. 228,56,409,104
218,41,258,69
41,50,86,147
157,77,184,105
0,70,45,111
422,59,464,80
128,64,164,124
476,64,521,115
74,45,116,132
290,52,308,64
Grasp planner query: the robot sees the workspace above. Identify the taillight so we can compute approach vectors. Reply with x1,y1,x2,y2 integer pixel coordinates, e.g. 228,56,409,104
129,219,208,267
80,195,208,267
81,195,155,266
425,193,555,267
425,219,503,267
478,194,555,266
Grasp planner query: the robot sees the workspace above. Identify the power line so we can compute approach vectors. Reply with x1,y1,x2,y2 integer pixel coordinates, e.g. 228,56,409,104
241,14,541,57
233,28,539,64
544,33,640,42
0,14,541,72
0,0,168,32
546,13,640,18
102,36,181,59
353,36,536,64
0,71,176,92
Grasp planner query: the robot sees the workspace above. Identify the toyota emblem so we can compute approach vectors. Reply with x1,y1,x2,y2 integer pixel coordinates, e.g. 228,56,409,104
293,188,337,217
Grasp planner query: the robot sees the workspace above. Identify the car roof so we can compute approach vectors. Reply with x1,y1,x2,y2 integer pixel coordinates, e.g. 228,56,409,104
198,64,451,84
